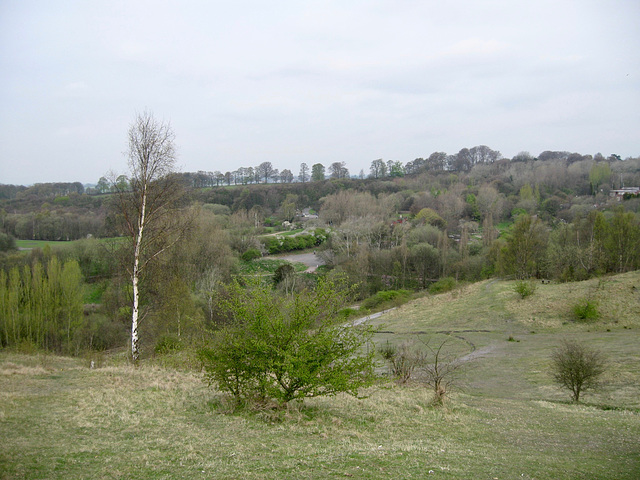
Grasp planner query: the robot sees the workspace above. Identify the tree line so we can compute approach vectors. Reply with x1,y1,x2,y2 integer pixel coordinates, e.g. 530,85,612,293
1,111,639,370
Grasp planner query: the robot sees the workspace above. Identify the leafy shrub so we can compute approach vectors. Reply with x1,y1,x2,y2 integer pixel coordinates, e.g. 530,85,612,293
81,313,128,351
361,289,410,310
338,307,359,320
155,334,183,355
0,232,16,252
572,298,599,321
198,278,377,406
414,208,446,229
513,279,537,299
428,277,456,294
241,248,261,262
511,207,527,218
273,263,295,285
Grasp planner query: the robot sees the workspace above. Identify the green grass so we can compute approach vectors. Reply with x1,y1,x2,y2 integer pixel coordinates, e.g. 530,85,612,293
1,352,638,479
15,237,125,250
369,271,640,409
276,228,305,236
2,271,639,479
83,281,108,303
15,239,67,249
495,220,513,236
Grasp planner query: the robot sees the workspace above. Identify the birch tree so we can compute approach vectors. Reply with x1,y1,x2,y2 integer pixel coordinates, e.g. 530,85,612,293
113,111,186,363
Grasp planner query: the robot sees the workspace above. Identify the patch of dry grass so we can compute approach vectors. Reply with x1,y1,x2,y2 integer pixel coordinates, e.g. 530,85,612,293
375,271,640,334
0,353,638,479
503,271,640,329
367,271,640,408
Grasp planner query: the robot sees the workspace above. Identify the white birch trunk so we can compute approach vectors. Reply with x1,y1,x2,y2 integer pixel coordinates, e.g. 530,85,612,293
131,189,146,363
123,111,178,364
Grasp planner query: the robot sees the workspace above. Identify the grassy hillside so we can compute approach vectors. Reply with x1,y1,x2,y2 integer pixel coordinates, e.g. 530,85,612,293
1,272,639,479
371,271,640,409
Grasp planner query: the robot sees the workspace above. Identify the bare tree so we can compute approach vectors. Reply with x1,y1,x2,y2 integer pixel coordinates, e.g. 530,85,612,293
421,339,463,406
113,111,188,363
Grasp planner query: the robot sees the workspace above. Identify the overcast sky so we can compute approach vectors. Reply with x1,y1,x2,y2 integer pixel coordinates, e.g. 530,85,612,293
1,0,639,186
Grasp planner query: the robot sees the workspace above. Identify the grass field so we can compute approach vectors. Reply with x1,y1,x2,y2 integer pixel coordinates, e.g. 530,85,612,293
15,237,125,251
15,239,68,250
371,271,640,409
1,272,639,479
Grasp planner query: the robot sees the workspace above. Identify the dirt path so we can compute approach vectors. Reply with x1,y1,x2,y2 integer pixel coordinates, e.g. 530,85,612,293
276,252,325,273
456,345,497,362
351,308,397,326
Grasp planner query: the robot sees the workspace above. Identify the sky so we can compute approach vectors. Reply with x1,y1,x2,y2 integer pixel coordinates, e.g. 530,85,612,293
1,0,639,186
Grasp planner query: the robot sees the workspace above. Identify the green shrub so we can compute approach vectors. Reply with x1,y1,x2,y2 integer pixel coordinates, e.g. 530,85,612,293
273,263,295,285
573,298,599,321
155,334,183,355
414,208,446,229
82,313,128,351
0,232,17,252
511,207,527,218
198,278,377,406
338,307,359,320
428,277,456,294
513,279,537,299
361,289,410,310
241,248,262,262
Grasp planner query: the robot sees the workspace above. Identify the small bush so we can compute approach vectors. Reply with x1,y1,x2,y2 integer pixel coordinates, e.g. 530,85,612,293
155,334,183,355
0,232,17,252
513,280,537,299
361,289,410,310
573,298,599,322
241,248,262,262
198,278,378,407
338,307,359,320
551,339,606,402
379,341,425,384
428,277,456,294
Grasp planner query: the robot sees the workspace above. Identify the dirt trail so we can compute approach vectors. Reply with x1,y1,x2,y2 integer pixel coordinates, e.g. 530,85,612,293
351,308,397,326
276,252,325,273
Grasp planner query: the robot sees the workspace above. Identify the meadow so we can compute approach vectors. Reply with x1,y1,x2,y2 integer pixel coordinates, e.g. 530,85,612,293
1,272,639,479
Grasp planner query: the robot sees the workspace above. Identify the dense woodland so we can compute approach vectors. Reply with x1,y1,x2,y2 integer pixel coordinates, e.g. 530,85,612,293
1,147,639,357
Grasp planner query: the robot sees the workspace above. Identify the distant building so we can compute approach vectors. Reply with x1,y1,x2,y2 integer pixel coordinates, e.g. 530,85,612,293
610,187,640,200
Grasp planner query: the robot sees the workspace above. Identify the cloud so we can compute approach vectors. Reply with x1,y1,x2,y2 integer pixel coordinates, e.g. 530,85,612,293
60,81,91,97
0,0,639,185
442,38,510,58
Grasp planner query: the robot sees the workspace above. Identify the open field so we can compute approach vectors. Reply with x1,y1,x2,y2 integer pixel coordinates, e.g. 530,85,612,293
1,272,639,479
15,239,69,250
15,237,125,251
